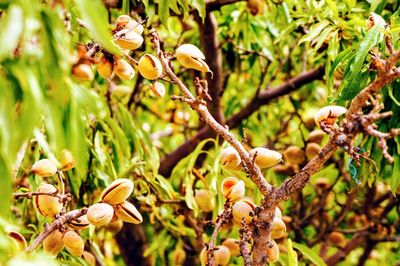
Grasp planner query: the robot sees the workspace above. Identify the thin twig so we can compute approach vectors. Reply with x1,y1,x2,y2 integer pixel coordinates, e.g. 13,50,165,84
207,202,232,266
13,191,66,200
150,30,273,197
26,208,88,252
12,141,28,179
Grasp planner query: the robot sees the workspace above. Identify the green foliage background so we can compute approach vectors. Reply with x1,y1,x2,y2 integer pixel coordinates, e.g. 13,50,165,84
0,0,399,265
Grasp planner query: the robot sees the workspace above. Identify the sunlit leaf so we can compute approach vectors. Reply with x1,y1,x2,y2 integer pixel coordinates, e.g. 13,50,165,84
292,241,327,266
158,0,170,26
0,4,23,61
390,154,400,193
190,0,206,21
339,23,385,100
287,239,298,266
0,158,11,217
75,0,121,55
299,20,330,44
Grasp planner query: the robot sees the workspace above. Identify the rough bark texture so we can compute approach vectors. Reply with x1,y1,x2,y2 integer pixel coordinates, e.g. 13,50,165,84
26,208,87,252
275,138,338,200
252,201,276,266
159,67,325,177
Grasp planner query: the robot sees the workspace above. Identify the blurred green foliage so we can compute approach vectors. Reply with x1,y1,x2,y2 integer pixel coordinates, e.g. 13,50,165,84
0,0,399,265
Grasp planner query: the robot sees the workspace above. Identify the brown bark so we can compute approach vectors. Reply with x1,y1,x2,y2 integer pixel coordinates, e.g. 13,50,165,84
275,138,337,200
116,224,152,266
196,12,224,123
325,233,368,266
159,67,325,177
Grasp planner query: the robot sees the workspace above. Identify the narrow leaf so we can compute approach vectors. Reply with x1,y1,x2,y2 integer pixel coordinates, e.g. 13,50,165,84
0,157,11,217
0,4,23,61
287,239,298,266
158,0,169,26
390,154,400,193
299,20,330,44
339,23,385,100
190,0,206,21
292,242,327,266
75,0,121,55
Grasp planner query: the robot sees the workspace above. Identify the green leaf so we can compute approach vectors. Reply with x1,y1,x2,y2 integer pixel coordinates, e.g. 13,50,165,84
338,69,370,101
328,46,356,86
0,157,11,217
33,129,58,164
388,86,400,106
75,0,121,55
326,0,338,18
169,0,181,15
158,0,170,26
184,171,195,210
339,23,385,100
122,0,130,14
177,0,189,20
67,79,106,118
65,98,87,192
94,132,107,167
390,154,400,193
287,239,298,266
299,20,330,44
144,229,170,257
190,0,206,21
0,4,24,61
312,26,334,53
292,241,327,266
155,174,176,199
104,117,131,159
171,138,215,211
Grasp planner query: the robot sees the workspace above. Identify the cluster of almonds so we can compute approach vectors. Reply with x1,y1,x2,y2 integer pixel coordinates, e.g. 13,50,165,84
39,178,142,259
31,149,75,177
199,239,235,266
194,142,282,215
194,146,289,264
220,146,283,171
217,106,346,176
87,178,142,226
97,15,164,85
272,105,347,175
225,178,285,263
24,151,142,261
73,14,212,100
31,149,76,218
195,177,285,264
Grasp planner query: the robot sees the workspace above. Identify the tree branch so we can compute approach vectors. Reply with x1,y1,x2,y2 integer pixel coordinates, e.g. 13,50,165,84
151,30,273,196
26,208,87,252
325,232,368,266
159,67,325,177
195,12,224,123
227,66,325,129
116,224,152,266
275,138,338,200
207,202,232,266
275,55,400,201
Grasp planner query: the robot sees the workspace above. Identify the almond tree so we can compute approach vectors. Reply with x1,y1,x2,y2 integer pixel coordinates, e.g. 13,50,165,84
0,1,399,266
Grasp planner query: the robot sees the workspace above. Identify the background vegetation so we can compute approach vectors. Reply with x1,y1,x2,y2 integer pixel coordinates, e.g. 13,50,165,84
0,0,399,265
